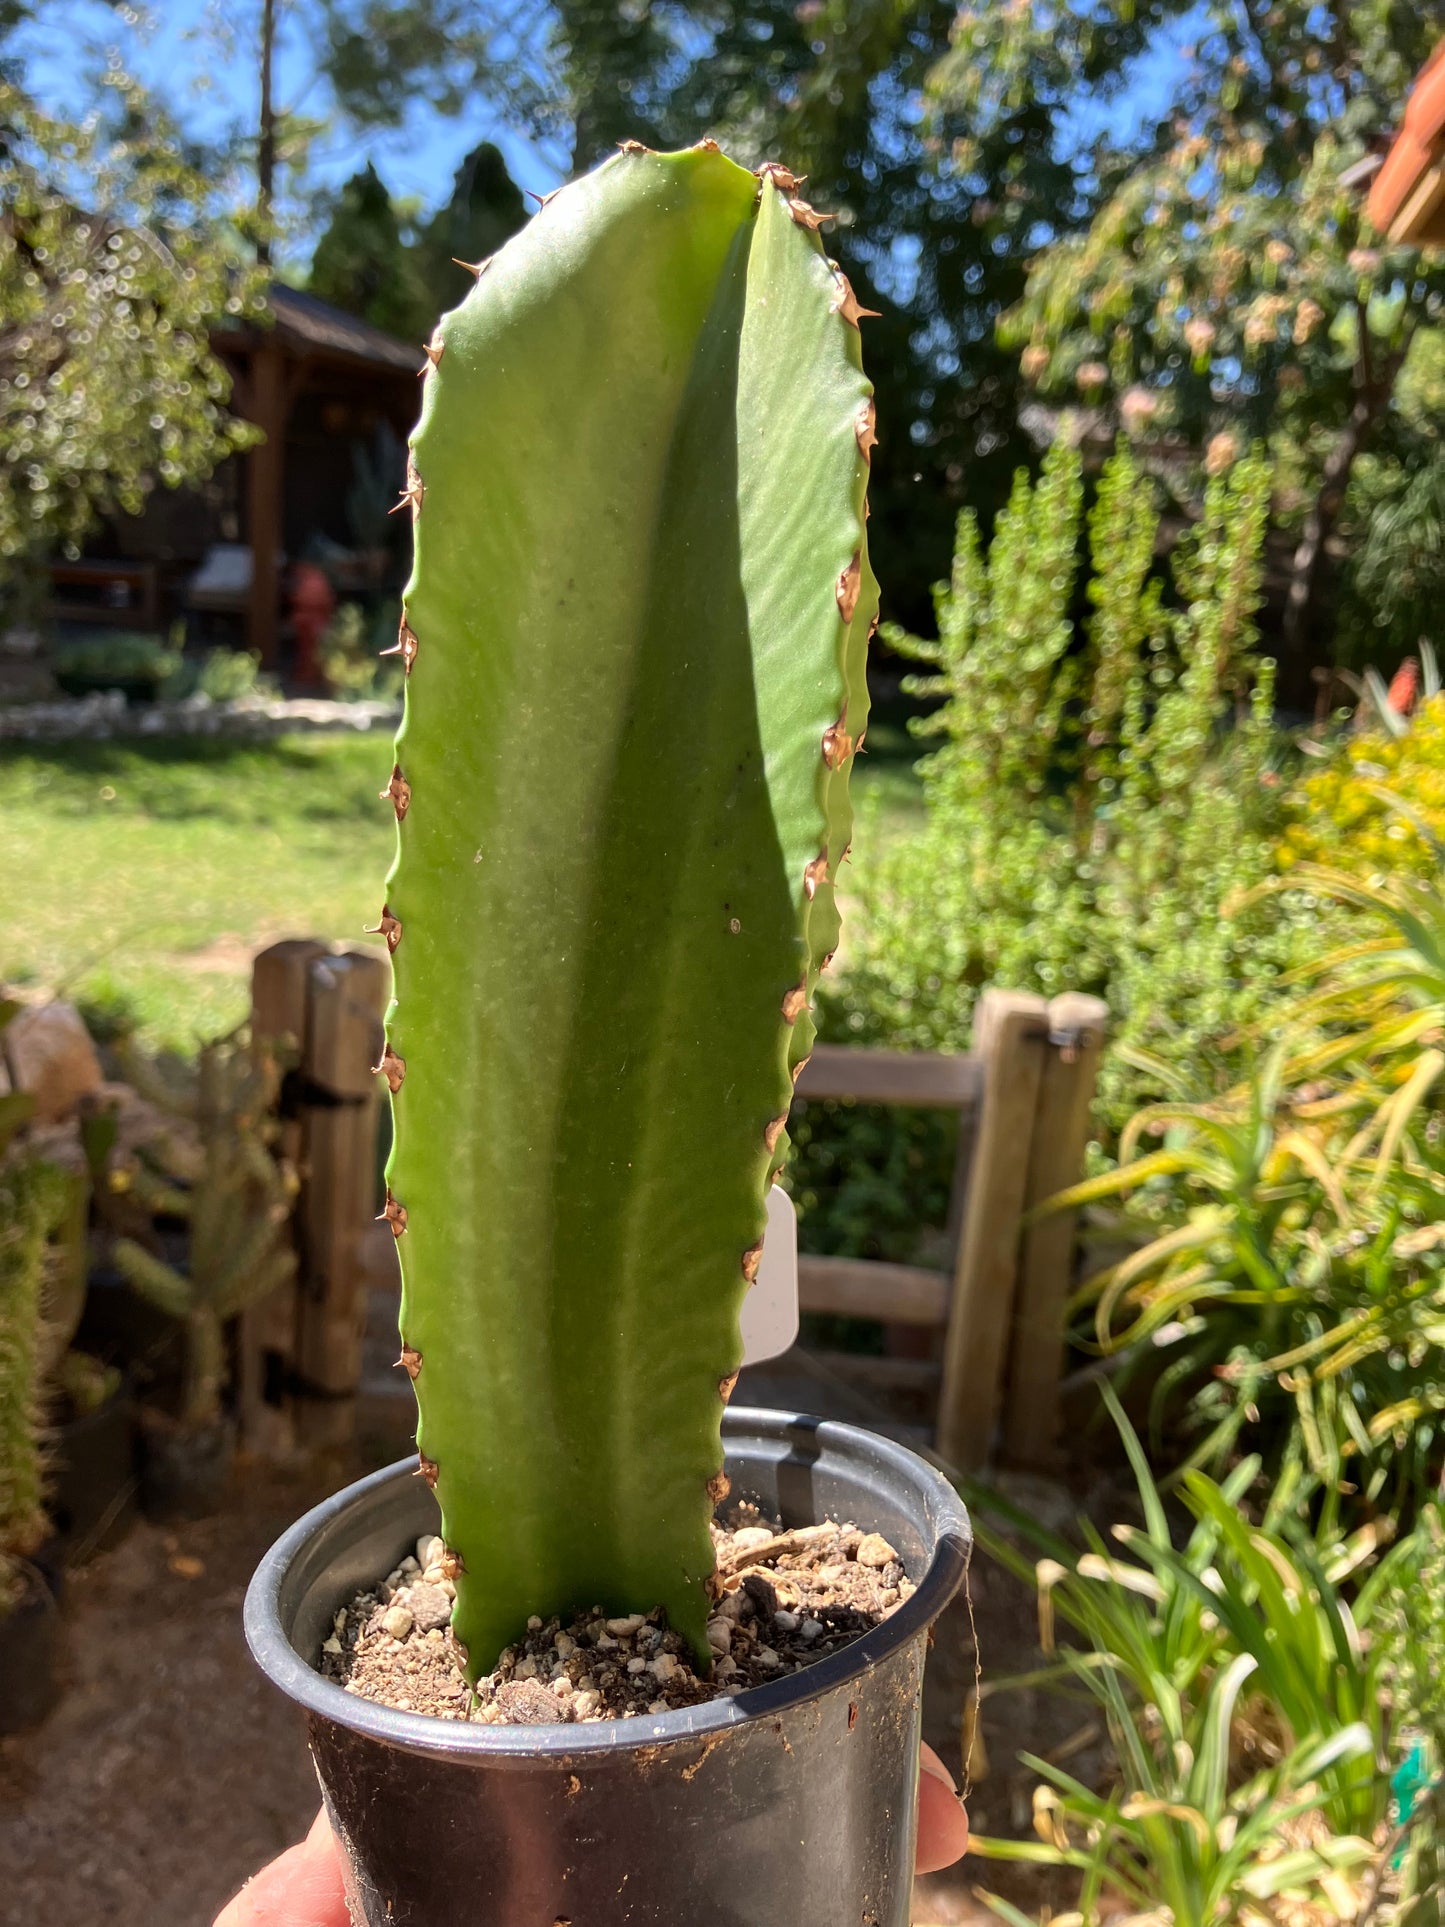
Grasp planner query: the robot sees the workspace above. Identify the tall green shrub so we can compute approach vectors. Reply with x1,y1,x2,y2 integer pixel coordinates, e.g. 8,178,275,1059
834,438,1297,1138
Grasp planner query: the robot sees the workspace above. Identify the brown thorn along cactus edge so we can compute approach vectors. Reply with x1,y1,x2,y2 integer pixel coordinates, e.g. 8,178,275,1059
381,143,878,1675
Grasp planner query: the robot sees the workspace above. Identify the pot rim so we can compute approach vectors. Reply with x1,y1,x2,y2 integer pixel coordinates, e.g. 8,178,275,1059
245,1406,970,1765
2,1554,61,1619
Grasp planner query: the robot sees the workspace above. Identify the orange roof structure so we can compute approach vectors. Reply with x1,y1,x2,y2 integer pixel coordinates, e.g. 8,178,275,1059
1369,40,1445,244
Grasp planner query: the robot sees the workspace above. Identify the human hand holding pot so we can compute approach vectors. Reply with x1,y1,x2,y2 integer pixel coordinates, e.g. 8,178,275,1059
915,1741,972,1873
215,1746,970,1925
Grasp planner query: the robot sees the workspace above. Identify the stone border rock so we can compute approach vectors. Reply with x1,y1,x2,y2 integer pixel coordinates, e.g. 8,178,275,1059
1,691,402,742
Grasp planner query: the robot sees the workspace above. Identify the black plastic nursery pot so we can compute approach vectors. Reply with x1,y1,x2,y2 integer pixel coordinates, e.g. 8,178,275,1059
76,1263,187,1412
140,1415,235,1524
246,1407,971,1927
54,1384,138,1559
0,1559,62,1736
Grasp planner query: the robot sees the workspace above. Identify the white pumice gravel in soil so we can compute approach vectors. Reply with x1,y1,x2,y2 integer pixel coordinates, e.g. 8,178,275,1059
320,1513,916,1726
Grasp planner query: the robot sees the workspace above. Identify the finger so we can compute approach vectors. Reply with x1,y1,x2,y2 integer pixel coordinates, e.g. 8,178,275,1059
214,1809,350,1927
915,1743,970,1875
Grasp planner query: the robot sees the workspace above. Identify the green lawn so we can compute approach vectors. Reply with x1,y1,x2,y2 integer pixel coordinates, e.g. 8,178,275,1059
10,719,924,1051
8,734,398,1048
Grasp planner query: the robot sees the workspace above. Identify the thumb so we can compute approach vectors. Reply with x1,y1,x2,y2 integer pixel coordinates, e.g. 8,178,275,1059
214,1809,351,1927
915,1742,970,1874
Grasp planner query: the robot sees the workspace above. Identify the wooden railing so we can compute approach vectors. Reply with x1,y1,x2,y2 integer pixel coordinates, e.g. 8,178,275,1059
789,989,1108,1471
240,943,1107,1475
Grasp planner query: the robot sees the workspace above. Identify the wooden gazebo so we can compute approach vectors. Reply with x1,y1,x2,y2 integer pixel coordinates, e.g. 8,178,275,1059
218,286,422,665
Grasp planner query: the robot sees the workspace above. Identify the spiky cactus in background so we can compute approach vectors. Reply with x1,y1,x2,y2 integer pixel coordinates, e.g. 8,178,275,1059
381,143,878,1671
111,1030,297,1432
0,1160,73,1607
0,996,89,1607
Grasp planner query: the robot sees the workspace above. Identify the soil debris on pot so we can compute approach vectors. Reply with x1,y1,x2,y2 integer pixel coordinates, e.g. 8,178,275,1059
320,1515,916,1725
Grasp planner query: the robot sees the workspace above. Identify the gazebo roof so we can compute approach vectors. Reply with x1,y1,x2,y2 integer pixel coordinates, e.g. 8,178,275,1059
222,282,424,376
1369,41,1445,244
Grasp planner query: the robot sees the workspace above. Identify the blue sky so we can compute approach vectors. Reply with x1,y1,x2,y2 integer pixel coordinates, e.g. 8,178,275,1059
20,0,568,263
20,0,1196,271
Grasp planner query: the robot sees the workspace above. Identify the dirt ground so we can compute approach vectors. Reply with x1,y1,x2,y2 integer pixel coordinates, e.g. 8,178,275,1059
916,1502,1107,1926
0,1453,344,1927
0,1441,1097,1927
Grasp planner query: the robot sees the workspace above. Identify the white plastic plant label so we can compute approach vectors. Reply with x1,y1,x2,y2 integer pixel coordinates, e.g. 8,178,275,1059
739,1185,799,1366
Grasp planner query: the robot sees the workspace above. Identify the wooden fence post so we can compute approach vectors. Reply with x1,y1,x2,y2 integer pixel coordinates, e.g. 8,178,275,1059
293,949,389,1407
251,939,328,1056
936,989,1049,1472
243,940,391,1454
1001,992,1109,1469
240,939,327,1456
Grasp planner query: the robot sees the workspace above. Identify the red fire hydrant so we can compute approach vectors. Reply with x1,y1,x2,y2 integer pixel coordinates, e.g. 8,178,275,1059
289,563,335,689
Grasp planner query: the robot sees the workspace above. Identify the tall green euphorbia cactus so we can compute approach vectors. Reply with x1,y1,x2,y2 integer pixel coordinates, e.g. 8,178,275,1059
380,142,878,1673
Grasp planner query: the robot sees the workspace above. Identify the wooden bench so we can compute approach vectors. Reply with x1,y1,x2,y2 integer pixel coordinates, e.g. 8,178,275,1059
49,558,159,627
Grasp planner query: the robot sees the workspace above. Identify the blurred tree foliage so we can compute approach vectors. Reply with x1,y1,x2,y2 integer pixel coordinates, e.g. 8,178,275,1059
935,1,1445,658
132,3,521,273
291,0,1104,621
307,141,528,346
540,0,1089,627
315,0,499,129
1336,330,1445,666
17,1,1444,657
413,140,528,293
307,162,431,338
0,54,262,614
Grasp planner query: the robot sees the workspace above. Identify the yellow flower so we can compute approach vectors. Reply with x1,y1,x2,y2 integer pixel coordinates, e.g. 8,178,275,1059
1280,694,1445,877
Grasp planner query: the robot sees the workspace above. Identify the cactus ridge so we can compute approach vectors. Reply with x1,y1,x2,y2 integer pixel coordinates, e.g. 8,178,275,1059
383,143,878,1672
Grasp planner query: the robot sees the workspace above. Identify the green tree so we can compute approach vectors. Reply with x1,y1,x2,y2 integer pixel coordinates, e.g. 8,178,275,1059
413,141,528,298
0,66,261,613
935,1,1445,656
308,140,529,347
307,161,432,338
316,0,498,129
543,0,1087,626
1335,324,1445,665
163,2,507,267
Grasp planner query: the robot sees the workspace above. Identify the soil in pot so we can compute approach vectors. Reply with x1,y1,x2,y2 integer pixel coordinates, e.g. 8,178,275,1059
324,1510,914,1725
0,1559,62,1735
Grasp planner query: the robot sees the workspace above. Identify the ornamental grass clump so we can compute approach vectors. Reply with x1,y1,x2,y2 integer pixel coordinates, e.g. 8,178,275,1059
966,1391,1427,1926
371,143,878,1673
1049,844,1445,1502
